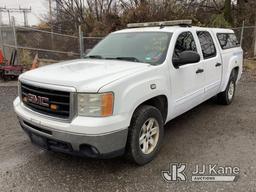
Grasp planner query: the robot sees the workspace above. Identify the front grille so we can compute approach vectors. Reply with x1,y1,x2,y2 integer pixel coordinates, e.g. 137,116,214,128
21,82,71,119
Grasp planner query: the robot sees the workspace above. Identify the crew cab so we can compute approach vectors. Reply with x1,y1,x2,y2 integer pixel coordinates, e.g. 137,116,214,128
13,20,243,165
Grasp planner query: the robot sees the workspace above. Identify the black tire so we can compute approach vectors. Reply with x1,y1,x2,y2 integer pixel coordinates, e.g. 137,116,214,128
217,70,237,105
125,105,164,165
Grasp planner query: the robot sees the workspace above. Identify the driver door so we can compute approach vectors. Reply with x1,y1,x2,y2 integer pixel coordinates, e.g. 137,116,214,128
170,31,205,117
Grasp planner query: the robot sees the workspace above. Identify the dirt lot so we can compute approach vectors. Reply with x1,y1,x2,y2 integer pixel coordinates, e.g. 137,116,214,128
0,70,256,192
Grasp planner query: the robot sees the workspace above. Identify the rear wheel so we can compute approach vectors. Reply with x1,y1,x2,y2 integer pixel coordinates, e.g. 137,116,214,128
217,71,236,105
125,105,164,165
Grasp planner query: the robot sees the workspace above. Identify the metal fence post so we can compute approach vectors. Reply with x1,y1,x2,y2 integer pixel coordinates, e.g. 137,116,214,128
0,24,4,55
12,16,19,64
79,25,84,58
240,20,245,47
254,21,256,58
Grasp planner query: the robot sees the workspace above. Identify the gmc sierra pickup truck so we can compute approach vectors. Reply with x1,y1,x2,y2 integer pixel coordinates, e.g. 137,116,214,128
13,20,243,165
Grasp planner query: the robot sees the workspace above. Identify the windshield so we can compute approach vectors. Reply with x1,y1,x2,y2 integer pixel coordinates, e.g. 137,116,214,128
86,32,172,65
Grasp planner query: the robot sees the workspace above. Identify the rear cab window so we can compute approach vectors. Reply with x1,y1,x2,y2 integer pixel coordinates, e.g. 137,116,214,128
217,33,240,49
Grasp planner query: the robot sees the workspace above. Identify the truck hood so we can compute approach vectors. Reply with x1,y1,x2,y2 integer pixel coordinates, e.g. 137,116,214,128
20,59,150,92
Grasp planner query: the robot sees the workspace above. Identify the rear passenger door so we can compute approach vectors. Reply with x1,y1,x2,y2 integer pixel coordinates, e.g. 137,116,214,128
196,31,222,97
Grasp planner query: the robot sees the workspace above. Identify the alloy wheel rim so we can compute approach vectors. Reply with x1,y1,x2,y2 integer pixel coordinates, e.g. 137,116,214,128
139,118,160,155
228,81,235,100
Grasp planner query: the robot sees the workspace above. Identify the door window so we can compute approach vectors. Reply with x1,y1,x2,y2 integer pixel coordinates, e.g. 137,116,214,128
173,32,197,60
197,31,217,59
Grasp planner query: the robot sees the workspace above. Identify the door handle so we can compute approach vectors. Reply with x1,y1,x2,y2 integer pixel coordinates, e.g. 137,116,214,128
196,68,204,74
215,63,222,67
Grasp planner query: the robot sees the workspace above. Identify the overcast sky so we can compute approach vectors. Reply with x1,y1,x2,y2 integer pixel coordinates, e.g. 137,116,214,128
0,0,48,26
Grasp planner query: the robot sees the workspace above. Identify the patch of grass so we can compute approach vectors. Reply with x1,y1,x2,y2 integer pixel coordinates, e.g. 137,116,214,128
244,59,256,71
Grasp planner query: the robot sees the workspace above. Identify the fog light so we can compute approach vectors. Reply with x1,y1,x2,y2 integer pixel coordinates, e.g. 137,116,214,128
80,144,99,157
91,146,99,155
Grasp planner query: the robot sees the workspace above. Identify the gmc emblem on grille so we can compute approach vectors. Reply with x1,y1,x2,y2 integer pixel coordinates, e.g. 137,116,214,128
27,93,50,107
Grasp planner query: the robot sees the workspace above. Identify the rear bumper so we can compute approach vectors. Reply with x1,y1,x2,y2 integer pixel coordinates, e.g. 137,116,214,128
14,97,129,158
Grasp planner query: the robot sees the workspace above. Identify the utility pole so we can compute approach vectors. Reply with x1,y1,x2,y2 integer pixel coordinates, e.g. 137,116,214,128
7,10,11,25
19,6,31,26
23,9,28,26
0,6,6,25
0,12,2,25
0,6,31,26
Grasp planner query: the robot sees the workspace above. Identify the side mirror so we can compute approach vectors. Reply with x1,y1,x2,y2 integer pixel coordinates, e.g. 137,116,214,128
173,51,200,68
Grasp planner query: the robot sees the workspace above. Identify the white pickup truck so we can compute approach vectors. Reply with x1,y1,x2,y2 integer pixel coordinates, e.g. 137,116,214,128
13,20,243,165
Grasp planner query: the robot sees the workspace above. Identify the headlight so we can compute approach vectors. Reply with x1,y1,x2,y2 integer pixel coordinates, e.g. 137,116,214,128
77,92,114,117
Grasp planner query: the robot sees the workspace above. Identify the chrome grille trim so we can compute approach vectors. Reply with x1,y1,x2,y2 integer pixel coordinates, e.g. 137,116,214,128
19,80,77,122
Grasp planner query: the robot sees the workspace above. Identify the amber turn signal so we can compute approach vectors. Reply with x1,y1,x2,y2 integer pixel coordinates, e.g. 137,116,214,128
101,93,114,117
50,104,58,111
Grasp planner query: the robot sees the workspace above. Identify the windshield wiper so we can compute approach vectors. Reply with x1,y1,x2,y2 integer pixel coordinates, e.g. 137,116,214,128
106,57,141,62
84,55,104,59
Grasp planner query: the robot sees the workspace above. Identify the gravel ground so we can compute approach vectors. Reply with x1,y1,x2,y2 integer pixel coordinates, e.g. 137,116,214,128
0,70,256,192
0,80,18,87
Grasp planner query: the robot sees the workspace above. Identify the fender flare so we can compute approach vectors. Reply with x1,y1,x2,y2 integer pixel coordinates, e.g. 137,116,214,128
220,57,240,92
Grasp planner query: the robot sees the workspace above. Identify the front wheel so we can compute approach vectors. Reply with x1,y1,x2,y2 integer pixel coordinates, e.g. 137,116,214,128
125,105,164,165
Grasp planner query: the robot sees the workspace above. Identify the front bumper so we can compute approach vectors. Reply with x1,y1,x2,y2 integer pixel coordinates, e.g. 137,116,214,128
14,97,129,158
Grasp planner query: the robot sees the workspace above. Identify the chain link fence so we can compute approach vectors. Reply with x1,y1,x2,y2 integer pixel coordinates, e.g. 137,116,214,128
0,23,255,70
83,37,103,53
232,26,256,59
16,26,80,61
0,23,82,69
